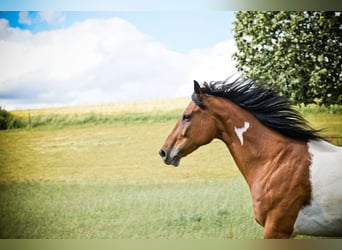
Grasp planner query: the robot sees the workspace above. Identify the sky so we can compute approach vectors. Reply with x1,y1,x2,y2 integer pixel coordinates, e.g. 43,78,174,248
0,11,238,110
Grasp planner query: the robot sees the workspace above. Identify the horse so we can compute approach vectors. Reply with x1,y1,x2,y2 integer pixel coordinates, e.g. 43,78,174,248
159,77,342,238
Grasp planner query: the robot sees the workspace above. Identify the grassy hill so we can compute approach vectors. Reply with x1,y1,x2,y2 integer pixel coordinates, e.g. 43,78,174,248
8,98,190,128
6,98,342,145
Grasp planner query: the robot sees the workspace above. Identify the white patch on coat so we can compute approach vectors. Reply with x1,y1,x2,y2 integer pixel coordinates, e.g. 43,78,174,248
293,140,342,237
234,121,250,145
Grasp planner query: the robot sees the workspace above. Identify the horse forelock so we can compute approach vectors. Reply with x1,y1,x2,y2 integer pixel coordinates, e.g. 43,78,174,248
191,92,207,109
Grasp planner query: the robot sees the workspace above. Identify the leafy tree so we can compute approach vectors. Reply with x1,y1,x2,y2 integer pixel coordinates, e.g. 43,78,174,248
0,107,22,129
233,11,342,105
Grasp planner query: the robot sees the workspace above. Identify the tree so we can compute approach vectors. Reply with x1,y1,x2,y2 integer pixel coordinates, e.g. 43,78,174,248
0,107,22,130
233,11,342,105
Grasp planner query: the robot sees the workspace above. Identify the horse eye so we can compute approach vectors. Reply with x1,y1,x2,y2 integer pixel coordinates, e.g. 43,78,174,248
183,114,191,121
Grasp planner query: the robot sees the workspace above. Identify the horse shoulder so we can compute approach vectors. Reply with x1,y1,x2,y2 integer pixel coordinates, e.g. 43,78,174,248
249,141,311,232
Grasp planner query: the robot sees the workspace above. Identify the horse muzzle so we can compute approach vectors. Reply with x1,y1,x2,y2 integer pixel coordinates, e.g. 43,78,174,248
159,148,181,167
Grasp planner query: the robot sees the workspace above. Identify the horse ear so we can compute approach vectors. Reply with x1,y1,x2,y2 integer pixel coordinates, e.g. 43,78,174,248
194,80,203,96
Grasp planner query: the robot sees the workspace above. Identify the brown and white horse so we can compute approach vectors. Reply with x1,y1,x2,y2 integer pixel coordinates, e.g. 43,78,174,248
159,78,342,238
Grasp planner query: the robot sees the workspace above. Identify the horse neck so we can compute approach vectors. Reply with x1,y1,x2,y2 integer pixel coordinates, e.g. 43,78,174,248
209,97,297,185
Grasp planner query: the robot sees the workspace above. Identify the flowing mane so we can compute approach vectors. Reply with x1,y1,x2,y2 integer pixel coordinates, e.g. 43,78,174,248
192,77,322,141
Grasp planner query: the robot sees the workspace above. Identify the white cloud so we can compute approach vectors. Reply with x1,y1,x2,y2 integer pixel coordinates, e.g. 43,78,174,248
18,11,32,25
0,17,237,110
38,11,65,24
186,40,237,88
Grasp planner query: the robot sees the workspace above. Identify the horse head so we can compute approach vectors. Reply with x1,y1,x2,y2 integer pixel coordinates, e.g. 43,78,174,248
159,81,218,166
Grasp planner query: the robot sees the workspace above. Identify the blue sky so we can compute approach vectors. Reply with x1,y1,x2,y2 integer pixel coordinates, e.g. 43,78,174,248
0,11,237,109
0,11,235,52
0,0,220,11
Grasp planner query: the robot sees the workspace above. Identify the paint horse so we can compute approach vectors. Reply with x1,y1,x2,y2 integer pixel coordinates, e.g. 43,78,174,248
159,78,342,238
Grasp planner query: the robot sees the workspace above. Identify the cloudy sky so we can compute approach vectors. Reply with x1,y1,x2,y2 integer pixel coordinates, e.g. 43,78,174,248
0,11,237,110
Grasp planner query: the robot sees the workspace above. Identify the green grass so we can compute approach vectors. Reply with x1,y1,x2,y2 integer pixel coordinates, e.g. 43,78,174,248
0,179,262,239
302,106,342,146
0,100,341,239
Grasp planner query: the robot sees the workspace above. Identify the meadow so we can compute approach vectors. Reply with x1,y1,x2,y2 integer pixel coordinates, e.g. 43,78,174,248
0,98,341,239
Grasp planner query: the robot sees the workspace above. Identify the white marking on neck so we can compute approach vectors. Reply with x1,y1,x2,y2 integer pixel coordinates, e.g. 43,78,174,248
234,121,250,145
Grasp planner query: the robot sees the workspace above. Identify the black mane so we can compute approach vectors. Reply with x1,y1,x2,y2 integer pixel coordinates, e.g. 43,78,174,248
192,77,322,141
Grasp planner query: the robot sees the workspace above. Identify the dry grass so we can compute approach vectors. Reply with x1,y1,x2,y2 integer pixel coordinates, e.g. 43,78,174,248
11,98,190,118
0,123,239,184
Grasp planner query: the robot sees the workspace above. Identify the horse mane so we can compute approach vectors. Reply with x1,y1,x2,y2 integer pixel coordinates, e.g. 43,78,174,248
192,77,323,141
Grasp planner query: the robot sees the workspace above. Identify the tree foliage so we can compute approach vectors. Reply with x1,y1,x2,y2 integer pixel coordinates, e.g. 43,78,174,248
0,107,22,130
233,11,342,105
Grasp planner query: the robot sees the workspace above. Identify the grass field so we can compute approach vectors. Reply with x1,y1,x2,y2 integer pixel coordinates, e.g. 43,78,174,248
0,98,341,239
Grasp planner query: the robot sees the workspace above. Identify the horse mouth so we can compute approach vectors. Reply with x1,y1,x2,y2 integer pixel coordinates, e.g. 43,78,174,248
169,156,180,167
163,155,180,167
159,149,181,167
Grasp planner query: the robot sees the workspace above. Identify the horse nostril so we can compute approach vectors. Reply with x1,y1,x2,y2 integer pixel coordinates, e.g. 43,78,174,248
159,149,167,160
